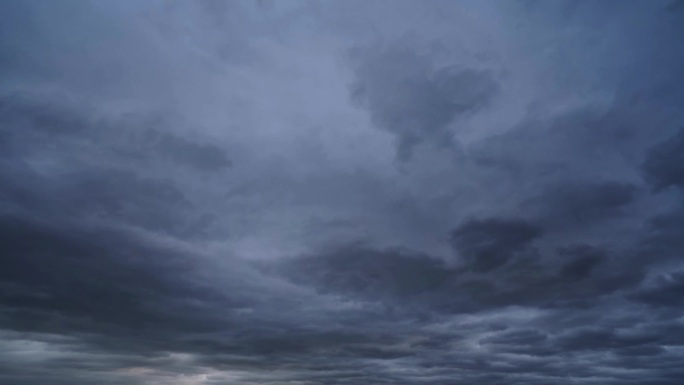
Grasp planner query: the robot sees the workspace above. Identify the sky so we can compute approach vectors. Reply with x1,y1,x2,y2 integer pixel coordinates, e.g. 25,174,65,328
1,1,684,384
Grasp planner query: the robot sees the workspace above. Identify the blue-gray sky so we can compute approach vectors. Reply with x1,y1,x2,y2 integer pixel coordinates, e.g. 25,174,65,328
1,1,684,384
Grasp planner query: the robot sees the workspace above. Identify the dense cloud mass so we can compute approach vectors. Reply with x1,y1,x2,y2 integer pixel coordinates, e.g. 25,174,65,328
1,1,683,384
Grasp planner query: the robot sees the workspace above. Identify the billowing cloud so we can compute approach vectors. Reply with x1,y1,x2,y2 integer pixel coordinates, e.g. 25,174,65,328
450,217,541,271
643,127,684,191
1,1,684,384
350,43,499,160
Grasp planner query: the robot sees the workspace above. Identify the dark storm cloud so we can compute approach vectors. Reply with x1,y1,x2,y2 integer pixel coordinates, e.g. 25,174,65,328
450,217,541,271
0,215,235,340
0,214,379,384
135,127,232,172
1,0,684,384
643,127,684,191
0,95,89,137
633,200,684,270
524,181,638,228
0,153,214,239
282,244,451,299
555,327,659,352
280,237,640,316
349,43,499,160
632,271,684,308
480,328,548,347
557,244,605,280
0,95,232,173
470,103,653,184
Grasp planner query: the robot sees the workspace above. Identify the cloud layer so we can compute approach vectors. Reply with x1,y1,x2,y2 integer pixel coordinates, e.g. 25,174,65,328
1,1,684,384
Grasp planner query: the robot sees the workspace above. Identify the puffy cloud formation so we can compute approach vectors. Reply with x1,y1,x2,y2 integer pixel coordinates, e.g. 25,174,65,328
1,1,684,384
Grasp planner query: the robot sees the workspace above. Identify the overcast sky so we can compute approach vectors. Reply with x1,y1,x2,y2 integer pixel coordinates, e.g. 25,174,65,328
1,1,684,384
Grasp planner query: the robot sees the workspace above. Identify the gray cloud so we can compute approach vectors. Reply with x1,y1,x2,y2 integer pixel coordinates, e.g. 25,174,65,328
643,127,684,191
450,217,541,271
283,244,451,300
632,271,684,308
557,244,605,280
524,181,638,228
350,43,499,160
1,0,684,384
